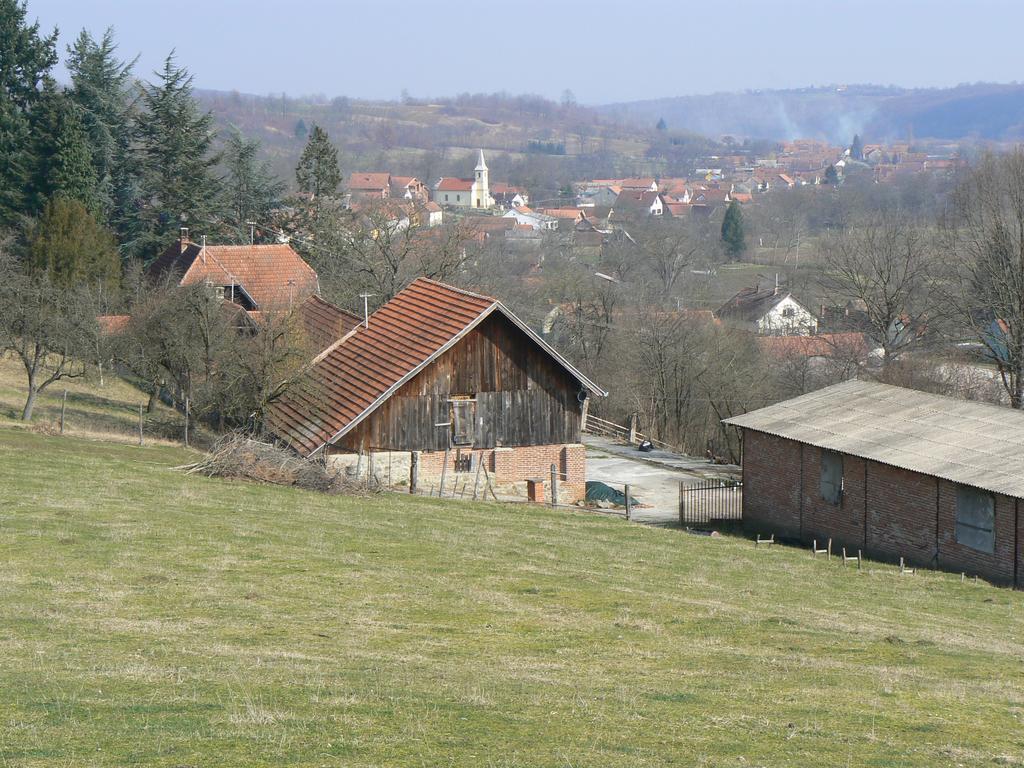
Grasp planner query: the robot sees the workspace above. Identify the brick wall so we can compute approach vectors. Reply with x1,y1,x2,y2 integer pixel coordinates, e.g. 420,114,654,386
418,443,587,503
742,430,802,537
742,427,1024,587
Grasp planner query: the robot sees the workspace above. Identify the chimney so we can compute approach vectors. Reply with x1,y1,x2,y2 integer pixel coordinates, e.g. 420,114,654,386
180,227,190,253
774,273,780,295
200,234,206,265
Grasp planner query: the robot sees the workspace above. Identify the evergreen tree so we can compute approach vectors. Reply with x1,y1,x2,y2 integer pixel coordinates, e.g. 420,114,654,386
134,53,221,261
294,117,307,140
824,164,839,185
27,195,120,290
222,128,285,237
65,28,139,226
851,133,864,161
295,124,340,200
656,117,667,131
30,87,100,212
0,0,58,225
720,200,746,259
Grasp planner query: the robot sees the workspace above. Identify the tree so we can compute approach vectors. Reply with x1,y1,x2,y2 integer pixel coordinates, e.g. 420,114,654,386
656,117,667,131
821,214,934,368
0,0,58,225
31,88,101,212
294,118,308,140
851,133,864,161
134,53,221,261
0,247,99,421
27,196,120,291
824,163,839,185
720,200,746,259
65,28,139,229
295,124,340,201
946,150,1024,408
221,128,285,237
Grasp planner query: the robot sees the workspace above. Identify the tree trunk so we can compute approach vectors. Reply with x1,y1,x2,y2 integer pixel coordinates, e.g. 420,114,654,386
147,384,159,413
21,385,38,422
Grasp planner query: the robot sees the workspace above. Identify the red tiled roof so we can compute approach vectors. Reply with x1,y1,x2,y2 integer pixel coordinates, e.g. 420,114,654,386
97,314,131,335
758,332,868,359
297,295,361,355
348,172,391,190
435,177,474,191
267,278,603,456
149,241,319,310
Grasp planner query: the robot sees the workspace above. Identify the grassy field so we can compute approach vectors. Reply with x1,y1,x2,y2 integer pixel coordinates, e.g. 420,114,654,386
2,428,1023,766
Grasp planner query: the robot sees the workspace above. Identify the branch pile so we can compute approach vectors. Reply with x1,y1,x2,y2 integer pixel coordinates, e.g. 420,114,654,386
177,434,376,494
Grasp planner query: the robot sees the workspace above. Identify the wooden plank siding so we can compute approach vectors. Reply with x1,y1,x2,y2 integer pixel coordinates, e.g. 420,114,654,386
336,313,583,452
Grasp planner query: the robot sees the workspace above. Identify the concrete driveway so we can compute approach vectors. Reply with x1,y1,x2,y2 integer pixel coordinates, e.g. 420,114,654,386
584,435,740,526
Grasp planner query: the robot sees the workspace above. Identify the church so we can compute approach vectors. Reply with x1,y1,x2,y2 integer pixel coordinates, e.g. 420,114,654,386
432,150,493,209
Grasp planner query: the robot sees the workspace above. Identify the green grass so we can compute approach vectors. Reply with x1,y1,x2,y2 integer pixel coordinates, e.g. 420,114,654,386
2,427,1024,766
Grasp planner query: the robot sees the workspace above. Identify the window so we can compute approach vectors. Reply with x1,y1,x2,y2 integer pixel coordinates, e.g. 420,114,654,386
456,194,461,202
782,307,795,318
820,450,843,505
445,194,449,202
955,486,994,553
450,396,476,446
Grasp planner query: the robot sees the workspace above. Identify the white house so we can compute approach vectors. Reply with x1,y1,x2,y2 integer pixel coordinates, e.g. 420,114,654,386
503,205,558,231
432,150,493,209
716,284,818,336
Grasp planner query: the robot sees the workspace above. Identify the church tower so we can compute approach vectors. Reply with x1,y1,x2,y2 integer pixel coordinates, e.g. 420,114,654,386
474,149,490,209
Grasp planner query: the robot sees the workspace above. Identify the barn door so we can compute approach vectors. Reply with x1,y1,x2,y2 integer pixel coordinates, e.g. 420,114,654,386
450,397,476,446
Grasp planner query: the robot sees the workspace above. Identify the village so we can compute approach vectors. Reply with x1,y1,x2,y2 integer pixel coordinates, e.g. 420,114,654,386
3,1,1024,765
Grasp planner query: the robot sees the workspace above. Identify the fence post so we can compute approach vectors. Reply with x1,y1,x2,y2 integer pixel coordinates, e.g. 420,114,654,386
625,484,632,521
59,389,67,435
627,413,638,445
679,481,685,526
439,445,450,497
184,397,190,447
550,463,559,507
410,451,419,494
138,403,144,446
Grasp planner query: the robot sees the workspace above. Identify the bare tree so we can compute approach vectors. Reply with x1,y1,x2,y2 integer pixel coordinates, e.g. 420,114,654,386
0,250,99,421
820,214,935,367
945,149,1024,407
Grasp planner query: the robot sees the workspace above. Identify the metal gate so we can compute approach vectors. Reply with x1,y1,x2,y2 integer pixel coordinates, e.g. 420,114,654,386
678,479,743,526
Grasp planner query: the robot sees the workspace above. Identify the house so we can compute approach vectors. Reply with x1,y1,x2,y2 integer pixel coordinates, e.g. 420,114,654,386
433,150,493,209
347,172,393,201
716,284,818,336
266,278,606,502
490,182,529,208
504,205,558,231
147,229,319,312
612,189,664,217
724,380,1024,587
389,176,428,202
577,184,621,207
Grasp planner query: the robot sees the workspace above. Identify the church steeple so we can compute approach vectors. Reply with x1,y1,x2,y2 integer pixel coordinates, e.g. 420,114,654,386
473,149,490,209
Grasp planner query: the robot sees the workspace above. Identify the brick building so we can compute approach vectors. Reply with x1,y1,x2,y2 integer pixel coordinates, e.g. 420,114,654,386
267,278,605,502
725,381,1024,587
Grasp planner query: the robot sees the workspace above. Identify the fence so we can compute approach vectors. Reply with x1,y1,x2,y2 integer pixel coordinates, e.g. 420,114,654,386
584,413,676,452
678,479,743,526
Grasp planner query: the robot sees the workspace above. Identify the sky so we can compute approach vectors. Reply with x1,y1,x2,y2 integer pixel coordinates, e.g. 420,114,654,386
25,0,1024,105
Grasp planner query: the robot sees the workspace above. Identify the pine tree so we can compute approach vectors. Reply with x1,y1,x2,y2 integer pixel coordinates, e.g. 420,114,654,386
656,117,667,131
851,133,864,161
222,128,285,237
65,28,138,226
27,196,120,290
824,164,839,185
30,87,100,212
295,124,340,200
0,0,58,225
294,118,307,140
134,53,221,261
720,200,746,259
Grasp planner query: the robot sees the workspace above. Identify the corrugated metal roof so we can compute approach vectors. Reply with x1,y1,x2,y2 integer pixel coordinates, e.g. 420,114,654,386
267,277,605,457
724,380,1024,499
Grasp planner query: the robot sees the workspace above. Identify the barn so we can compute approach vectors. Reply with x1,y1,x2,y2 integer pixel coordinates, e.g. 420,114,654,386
267,278,605,501
725,380,1024,587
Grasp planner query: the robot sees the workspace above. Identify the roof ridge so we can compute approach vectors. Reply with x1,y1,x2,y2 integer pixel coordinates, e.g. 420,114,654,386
410,277,498,305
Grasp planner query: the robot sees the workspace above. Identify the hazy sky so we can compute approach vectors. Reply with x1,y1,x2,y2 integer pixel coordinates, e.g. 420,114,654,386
26,0,1024,104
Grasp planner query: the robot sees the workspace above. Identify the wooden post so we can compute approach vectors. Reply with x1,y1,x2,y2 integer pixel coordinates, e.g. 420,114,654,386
138,403,144,446
184,397,190,447
580,396,590,433
472,454,483,500
59,389,67,435
550,463,559,507
625,484,632,521
439,445,450,498
678,481,685,526
827,538,832,561
410,451,420,494
627,413,638,445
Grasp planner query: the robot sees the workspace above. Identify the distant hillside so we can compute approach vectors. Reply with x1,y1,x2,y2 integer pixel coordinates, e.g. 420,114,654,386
601,83,1024,144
